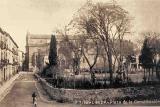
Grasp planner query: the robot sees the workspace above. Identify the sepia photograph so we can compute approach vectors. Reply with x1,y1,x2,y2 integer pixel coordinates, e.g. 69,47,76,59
0,0,160,106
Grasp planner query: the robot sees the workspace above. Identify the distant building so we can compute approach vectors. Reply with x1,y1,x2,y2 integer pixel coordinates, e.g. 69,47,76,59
0,27,19,83
25,32,51,72
25,33,112,73
18,50,25,71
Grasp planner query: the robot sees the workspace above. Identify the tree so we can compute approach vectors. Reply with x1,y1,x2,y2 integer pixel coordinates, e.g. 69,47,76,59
80,36,99,84
57,25,100,83
49,35,58,66
71,1,131,85
139,38,154,82
58,39,73,69
114,40,135,82
139,32,160,81
36,49,43,71
32,53,36,67
57,28,83,75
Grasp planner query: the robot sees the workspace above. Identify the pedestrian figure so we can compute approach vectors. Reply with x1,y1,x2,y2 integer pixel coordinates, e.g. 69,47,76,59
32,92,37,104
34,97,37,107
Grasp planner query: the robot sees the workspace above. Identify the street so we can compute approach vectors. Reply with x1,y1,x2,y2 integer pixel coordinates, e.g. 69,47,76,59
0,73,77,107
0,73,159,107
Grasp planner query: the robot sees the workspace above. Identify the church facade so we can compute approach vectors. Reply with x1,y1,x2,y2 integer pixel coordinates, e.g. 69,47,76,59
26,33,51,71
25,33,68,72
25,32,110,73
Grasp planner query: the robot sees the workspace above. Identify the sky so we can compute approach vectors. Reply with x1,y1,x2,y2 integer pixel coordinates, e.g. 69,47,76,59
0,0,160,51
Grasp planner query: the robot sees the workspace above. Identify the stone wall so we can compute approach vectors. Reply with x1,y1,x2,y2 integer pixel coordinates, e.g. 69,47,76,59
37,75,160,104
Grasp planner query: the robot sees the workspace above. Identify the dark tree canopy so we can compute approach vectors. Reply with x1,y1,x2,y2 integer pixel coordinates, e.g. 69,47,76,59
49,35,58,66
139,38,154,69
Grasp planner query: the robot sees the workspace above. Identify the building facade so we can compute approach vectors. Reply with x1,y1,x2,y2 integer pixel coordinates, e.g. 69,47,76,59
18,50,25,71
25,33,107,73
0,27,19,83
25,33,75,72
26,33,51,71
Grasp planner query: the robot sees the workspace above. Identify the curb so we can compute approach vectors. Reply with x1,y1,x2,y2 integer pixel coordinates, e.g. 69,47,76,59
34,74,56,104
34,74,72,105
0,73,20,102
35,82,55,104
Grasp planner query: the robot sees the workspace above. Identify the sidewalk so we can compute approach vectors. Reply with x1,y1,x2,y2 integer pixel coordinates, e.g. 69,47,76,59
0,73,20,102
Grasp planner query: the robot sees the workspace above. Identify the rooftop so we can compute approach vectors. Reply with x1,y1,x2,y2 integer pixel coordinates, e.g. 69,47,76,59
0,27,19,48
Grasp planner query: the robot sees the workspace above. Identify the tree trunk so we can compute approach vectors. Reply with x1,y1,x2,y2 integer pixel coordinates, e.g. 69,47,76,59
126,64,129,83
148,69,150,82
152,67,154,81
144,68,146,83
108,49,113,85
156,65,159,80
103,58,107,83
90,67,95,85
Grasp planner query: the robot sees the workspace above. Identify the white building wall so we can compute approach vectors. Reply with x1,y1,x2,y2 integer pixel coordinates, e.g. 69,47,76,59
0,28,19,82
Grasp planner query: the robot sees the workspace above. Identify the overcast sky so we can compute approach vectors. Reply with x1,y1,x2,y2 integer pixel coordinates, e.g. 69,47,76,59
0,0,159,51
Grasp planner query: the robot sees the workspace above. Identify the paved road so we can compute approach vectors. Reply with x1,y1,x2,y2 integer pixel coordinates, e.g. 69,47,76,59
0,73,77,107
0,73,159,107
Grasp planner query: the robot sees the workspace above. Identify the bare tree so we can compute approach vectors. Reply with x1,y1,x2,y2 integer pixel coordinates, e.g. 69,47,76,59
57,28,83,75
71,1,131,84
80,35,100,84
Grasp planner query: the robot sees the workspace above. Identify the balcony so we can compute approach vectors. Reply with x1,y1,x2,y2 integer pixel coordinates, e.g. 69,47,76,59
12,48,18,55
0,59,8,67
0,41,7,50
